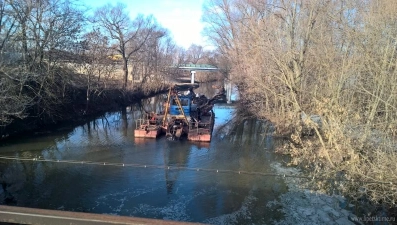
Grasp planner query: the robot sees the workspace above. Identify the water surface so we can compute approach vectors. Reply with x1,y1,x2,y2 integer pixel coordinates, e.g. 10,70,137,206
0,94,287,224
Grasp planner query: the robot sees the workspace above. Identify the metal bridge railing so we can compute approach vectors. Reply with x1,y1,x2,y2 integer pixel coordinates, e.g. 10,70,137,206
0,205,203,225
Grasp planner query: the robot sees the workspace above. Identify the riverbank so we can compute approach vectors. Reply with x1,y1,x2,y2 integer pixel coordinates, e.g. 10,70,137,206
0,84,169,141
268,162,361,225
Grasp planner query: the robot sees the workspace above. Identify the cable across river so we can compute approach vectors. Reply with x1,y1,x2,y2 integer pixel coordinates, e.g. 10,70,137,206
0,155,394,186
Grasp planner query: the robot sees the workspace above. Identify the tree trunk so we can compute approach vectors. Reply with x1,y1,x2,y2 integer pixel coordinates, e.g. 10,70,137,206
123,58,128,90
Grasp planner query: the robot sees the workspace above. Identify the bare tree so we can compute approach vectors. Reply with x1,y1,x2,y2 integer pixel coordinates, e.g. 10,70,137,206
0,0,85,124
131,27,167,85
185,44,204,64
202,0,240,56
203,0,397,207
9,0,83,70
94,3,157,89
0,1,17,54
79,29,114,112
0,75,31,126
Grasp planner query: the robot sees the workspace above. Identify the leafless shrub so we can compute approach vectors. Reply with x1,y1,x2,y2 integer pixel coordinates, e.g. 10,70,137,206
0,69,31,126
203,0,397,207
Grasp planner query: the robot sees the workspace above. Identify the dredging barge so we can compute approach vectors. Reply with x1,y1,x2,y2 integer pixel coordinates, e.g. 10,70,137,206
134,84,225,142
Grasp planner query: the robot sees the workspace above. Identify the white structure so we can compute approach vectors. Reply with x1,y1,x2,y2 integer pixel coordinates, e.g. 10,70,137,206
226,82,232,104
191,71,196,84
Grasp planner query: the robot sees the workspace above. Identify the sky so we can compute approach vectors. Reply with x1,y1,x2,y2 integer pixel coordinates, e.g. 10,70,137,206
83,0,209,50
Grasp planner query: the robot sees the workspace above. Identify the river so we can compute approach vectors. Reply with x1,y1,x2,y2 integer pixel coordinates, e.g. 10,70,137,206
0,84,290,224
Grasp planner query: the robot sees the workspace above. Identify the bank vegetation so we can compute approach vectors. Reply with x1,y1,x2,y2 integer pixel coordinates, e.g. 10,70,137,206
0,1,218,137
203,0,397,210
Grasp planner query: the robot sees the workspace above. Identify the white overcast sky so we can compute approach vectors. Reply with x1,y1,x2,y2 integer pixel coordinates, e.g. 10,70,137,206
83,0,209,49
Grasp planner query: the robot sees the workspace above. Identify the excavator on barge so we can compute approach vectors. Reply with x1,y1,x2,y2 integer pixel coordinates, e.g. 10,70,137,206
134,84,225,142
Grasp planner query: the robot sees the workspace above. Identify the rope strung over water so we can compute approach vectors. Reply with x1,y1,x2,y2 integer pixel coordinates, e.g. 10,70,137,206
0,155,394,186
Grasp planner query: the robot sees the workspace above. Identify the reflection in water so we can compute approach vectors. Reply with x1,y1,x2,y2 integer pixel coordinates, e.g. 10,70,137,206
139,95,166,115
163,141,191,195
0,99,287,224
121,107,128,137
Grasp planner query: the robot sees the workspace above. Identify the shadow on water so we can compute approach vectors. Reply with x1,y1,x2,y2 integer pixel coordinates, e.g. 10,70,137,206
0,85,289,224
